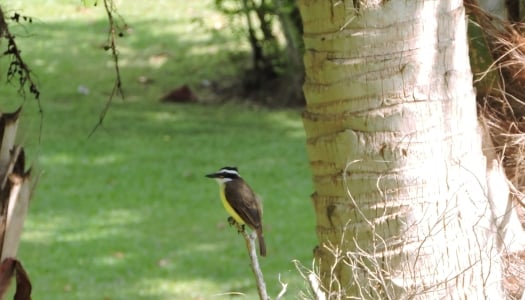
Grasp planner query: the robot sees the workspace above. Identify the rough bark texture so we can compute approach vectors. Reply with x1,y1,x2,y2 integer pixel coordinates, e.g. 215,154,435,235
299,0,505,298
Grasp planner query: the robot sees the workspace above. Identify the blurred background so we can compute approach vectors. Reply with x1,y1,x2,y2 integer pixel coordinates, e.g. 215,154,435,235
1,0,315,299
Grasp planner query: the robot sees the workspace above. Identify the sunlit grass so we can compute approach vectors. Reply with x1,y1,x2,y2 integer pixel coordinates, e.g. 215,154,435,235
1,1,315,299
17,102,315,300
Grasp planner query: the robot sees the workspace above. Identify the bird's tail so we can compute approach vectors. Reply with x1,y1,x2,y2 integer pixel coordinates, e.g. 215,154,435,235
257,228,266,257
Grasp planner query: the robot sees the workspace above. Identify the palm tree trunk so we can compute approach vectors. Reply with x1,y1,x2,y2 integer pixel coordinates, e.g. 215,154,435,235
298,0,506,298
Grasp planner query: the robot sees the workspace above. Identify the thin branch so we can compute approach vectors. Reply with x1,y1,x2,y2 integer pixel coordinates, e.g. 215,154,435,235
275,273,288,300
89,0,125,137
293,259,327,300
228,217,269,300
239,228,269,300
0,6,43,143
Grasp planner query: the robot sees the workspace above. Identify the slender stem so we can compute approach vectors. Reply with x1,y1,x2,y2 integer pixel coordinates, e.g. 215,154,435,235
239,228,268,300
89,0,124,137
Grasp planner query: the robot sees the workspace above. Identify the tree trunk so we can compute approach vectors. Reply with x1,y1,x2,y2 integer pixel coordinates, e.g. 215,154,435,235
298,0,508,298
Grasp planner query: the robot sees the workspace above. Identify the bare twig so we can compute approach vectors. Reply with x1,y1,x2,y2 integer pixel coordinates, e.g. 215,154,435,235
239,228,269,300
89,0,125,137
275,273,288,300
228,216,269,299
0,8,41,104
293,259,327,300
0,6,43,143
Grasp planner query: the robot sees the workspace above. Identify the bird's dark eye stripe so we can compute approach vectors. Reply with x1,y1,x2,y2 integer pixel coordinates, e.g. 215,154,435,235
218,172,238,179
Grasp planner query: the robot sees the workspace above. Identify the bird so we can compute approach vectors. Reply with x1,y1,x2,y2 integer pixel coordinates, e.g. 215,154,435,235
206,166,266,257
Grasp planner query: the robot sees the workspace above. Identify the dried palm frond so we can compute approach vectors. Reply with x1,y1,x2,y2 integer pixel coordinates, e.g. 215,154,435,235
466,2,525,298
466,0,525,196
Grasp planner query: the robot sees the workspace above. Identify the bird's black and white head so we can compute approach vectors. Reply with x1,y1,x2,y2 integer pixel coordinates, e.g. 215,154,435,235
205,166,241,184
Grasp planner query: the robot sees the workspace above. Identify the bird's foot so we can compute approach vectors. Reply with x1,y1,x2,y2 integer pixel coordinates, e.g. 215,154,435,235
227,217,244,233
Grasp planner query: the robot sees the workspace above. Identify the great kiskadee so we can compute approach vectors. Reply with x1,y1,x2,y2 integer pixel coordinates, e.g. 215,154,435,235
206,166,266,257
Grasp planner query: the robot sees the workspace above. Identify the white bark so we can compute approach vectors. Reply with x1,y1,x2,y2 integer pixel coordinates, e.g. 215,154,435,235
299,0,508,298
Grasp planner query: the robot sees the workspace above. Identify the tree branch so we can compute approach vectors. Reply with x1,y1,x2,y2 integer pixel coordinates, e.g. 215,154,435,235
0,6,43,142
228,217,270,300
239,229,269,300
89,0,125,137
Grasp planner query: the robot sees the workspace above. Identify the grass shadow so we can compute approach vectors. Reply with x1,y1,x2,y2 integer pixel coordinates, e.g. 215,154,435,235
0,1,315,299
20,101,315,299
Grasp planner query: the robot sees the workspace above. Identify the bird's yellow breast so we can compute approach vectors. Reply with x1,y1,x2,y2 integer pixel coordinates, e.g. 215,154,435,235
220,184,245,225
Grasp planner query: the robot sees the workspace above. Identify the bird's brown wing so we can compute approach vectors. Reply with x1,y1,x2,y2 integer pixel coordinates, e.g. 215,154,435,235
224,179,263,230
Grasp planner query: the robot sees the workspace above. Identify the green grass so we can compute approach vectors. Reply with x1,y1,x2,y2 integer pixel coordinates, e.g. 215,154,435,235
0,1,315,299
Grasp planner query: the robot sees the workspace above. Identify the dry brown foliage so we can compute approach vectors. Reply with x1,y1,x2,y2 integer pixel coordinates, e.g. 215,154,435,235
466,1,525,298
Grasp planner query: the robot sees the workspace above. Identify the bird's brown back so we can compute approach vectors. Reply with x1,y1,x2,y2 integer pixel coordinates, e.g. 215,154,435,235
224,178,263,230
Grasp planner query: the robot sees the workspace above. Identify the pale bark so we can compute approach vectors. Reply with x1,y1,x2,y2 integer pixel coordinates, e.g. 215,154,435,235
299,0,507,298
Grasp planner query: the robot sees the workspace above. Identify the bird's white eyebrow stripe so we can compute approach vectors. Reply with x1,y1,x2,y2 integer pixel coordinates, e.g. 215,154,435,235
220,169,239,175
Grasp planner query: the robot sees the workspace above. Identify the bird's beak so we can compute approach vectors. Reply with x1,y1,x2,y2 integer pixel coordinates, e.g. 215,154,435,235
205,173,217,178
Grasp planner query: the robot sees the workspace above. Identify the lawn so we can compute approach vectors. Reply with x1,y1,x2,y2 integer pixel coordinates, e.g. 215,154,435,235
1,1,316,299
